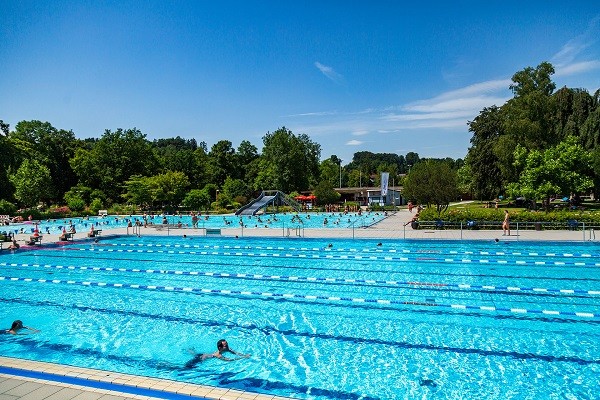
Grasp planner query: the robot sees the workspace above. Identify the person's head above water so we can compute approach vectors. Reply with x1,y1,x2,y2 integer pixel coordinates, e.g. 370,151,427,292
217,339,230,351
10,320,23,331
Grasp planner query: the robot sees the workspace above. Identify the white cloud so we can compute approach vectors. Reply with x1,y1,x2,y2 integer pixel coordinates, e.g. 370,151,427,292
314,61,344,85
283,111,338,117
346,140,363,146
352,130,369,136
552,16,600,67
554,60,600,77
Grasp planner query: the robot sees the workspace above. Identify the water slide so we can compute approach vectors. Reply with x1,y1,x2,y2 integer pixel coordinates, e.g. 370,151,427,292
236,193,276,215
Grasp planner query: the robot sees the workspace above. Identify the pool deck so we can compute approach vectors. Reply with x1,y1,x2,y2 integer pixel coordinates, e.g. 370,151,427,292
0,356,287,400
4,209,596,244
1,209,595,399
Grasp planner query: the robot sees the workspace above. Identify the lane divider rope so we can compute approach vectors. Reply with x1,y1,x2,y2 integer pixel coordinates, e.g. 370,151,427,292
88,242,598,259
0,275,596,319
2,262,598,296
42,247,600,267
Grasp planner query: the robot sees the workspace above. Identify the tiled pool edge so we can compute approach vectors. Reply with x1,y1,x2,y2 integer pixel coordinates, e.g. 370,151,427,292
0,356,291,400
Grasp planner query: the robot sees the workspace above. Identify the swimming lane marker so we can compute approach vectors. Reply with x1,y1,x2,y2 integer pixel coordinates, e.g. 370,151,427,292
102,242,599,259
0,275,597,319
3,262,598,296
57,247,600,267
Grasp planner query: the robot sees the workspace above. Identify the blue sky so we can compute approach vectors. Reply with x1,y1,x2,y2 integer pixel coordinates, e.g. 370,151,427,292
1,1,599,164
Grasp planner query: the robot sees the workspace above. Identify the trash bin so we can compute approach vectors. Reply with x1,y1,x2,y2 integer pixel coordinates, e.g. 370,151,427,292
534,222,542,231
411,220,419,230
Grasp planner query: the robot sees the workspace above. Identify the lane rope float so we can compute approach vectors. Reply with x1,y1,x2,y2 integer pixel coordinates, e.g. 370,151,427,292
1,275,597,319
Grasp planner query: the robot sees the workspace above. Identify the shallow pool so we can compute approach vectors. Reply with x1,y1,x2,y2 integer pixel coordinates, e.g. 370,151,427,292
1,236,598,399
2,211,385,236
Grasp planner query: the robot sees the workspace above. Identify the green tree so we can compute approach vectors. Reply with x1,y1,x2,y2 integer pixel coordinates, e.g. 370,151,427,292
258,127,321,192
509,137,593,207
222,177,249,201
580,91,600,149
236,140,259,181
9,159,53,207
0,199,17,215
9,120,80,201
71,128,158,202
122,175,153,208
89,198,104,214
207,140,236,186
504,62,557,149
313,180,341,205
402,160,459,215
149,171,190,207
153,136,198,179
465,106,505,198
64,185,93,205
320,157,341,188
182,189,211,211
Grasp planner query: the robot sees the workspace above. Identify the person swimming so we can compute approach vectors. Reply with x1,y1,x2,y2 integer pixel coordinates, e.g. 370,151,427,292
2,320,40,335
185,339,250,368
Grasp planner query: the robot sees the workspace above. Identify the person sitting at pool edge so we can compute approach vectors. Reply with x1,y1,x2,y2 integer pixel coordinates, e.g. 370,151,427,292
185,339,250,367
3,320,40,335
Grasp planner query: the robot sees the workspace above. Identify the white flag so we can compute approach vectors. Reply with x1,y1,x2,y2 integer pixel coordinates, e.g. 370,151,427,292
381,172,389,196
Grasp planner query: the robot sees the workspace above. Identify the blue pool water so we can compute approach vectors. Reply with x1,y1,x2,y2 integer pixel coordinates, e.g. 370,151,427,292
2,211,385,235
1,236,599,399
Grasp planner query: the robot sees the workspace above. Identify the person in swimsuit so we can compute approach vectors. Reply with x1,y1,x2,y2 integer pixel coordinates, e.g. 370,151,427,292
185,339,250,368
2,320,40,335
502,210,510,236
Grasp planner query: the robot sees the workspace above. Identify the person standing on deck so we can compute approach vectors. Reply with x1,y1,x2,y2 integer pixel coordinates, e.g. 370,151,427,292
502,210,510,236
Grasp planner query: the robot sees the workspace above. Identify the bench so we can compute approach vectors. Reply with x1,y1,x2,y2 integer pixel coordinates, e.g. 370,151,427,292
205,228,221,236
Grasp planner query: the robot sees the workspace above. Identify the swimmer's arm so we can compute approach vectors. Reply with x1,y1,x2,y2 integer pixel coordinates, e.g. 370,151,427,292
24,326,40,333
228,349,251,358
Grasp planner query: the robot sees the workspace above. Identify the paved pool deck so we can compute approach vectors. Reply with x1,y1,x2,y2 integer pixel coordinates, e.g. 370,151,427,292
5,209,597,245
1,209,596,399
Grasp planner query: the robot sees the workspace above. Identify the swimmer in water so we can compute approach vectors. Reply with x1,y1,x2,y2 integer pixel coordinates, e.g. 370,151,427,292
185,339,250,367
2,320,40,335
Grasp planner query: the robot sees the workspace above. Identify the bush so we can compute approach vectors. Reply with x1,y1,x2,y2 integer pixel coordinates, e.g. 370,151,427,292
421,206,600,224
89,198,104,214
0,200,17,215
67,198,86,212
45,206,72,219
108,204,137,215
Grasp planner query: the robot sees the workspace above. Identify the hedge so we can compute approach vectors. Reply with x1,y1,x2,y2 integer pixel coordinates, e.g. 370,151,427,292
419,207,600,223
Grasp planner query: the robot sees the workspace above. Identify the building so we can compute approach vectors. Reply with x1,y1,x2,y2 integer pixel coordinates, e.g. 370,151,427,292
334,187,404,206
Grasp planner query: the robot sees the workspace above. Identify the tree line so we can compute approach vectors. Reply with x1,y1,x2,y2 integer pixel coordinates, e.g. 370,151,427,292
0,122,439,214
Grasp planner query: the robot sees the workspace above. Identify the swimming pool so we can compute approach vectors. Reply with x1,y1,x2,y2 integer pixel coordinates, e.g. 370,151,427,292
1,236,598,399
2,211,385,235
